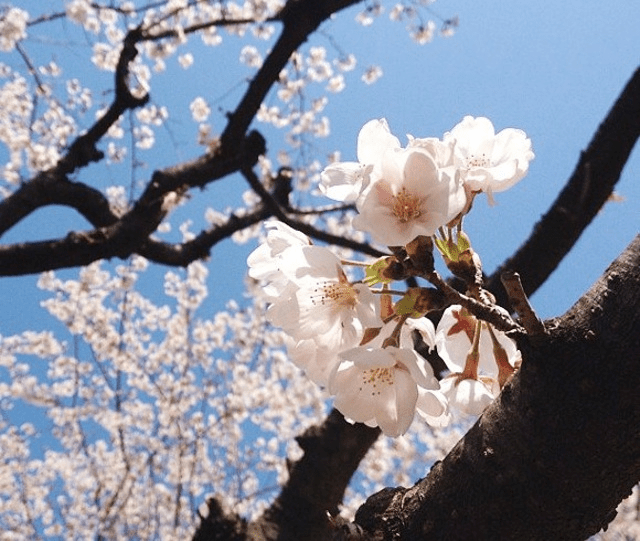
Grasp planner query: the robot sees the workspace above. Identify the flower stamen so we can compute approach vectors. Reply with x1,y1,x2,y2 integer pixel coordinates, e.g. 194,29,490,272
311,266,358,309
467,153,490,168
392,187,421,223
361,367,395,395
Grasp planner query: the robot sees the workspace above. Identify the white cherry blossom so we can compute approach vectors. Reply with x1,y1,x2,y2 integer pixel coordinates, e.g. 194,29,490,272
320,161,372,203
329,345,440,436
0,7,28,52
319,118,400,203
407,134,455,168
284,336,341,387
435,305,519,375
190,96,211,122
362,65,383,84
439,375,496,416
416,386,450,427
435,305,520,414
247,221,311,297
266,245,381,352
353,144,466,246
404,316,437,350
444,116,534,203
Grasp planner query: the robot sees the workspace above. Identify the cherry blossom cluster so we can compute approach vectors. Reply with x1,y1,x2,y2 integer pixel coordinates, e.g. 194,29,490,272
0,257,331,536
248,116,534,436
358,2,459,43
0,6,27,52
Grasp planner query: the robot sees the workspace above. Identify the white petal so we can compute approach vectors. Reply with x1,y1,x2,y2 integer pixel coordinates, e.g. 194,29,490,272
341,346,395,369
416,388,450,427
279,245,341,282
287,337,341,387
330,348,419,436
357,118,400,165
393,347,437,389
388,369,418,435
319,162,369,202
404,317,436,350
353,283,382,327
441,376,495,416
266,284,300,331
265,220,311,246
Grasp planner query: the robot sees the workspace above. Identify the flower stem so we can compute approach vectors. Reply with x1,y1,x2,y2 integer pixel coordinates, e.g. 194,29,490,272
487,323,516,387
457,319,482,381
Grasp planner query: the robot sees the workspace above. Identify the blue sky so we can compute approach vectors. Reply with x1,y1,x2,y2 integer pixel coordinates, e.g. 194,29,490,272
1,0,639,334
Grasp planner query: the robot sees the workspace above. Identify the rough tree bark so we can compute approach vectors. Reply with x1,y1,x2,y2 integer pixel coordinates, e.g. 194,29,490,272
194,411,380,540
353,234,640,540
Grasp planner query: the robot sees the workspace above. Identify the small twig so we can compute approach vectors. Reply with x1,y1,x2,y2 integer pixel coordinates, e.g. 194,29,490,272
428,271,524,335
289,202,356,216
15,42,46,94
241,165,386,258
501,271,546,336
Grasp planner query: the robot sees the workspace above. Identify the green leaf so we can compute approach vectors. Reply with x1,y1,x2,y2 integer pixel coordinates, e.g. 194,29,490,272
435,232,472,263
364,258,393,286
394,290,422,318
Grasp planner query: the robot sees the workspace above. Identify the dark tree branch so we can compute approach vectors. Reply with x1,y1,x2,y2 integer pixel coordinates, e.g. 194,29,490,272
192,497,247,541
58,25,149,175
486,67,640,308
0,131,266,275
427,270,523,335
0,173,118,238
193,66,640,541
241,166,386,258
501,271,546,337
252,409,379,540
190,409,381,541
0,26,148,239
353,234,640,540
0,1,363,277
137,206,271,266
220,0,363,148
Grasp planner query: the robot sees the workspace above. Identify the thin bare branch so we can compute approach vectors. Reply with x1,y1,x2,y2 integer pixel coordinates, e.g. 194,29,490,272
220,0,363,148
241,165,386,258
501,271,546,337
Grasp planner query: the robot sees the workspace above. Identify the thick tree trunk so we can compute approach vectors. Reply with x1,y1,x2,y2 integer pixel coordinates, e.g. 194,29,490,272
354,234,640,540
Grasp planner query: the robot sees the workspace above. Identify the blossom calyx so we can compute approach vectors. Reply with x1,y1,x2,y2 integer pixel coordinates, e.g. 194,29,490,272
369,255,410,283
435,231,482,286
394,287,445,318
364,257,396,286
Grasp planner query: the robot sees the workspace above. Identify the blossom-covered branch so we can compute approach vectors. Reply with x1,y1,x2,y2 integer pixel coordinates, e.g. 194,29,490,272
248,115,533,436
0,1,363,276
